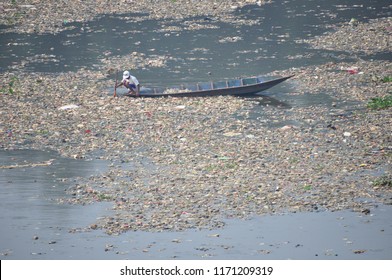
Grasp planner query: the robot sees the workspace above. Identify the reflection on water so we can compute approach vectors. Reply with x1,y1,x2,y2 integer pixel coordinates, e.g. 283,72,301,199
0,149,110,259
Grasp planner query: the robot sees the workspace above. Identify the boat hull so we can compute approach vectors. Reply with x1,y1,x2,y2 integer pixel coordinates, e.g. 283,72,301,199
126,75,293,98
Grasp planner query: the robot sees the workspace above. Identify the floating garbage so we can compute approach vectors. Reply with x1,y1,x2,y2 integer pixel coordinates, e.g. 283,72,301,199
304,18,391,55
0,0,270,34
345,67,359,75
58,104,79,110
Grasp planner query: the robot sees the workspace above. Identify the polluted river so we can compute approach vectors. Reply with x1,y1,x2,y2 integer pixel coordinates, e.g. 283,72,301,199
0,0,391,259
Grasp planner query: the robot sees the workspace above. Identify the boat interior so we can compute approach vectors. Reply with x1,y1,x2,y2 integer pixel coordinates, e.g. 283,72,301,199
140,76,265,94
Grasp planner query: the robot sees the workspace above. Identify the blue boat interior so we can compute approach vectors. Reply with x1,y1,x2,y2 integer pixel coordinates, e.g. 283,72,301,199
140,87,153,94
198,82,211,90
213,81,228,89
242,77,258,85
139,76,264,95
227,79,241,87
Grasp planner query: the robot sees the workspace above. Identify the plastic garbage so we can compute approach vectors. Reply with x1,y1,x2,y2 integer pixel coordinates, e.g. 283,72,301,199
58,104,79,110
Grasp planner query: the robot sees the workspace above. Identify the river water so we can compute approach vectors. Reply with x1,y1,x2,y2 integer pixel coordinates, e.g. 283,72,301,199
1,150,391,259
1,0,390,84
1,0,391,259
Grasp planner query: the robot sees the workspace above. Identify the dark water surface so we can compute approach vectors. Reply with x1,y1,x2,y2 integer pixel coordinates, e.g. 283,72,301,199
0,0,390,85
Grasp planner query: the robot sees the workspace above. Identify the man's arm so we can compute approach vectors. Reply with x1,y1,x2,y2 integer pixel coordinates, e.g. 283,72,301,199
115,81,124,88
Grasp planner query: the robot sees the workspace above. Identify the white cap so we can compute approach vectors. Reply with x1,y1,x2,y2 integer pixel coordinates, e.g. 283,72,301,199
123,71,130,79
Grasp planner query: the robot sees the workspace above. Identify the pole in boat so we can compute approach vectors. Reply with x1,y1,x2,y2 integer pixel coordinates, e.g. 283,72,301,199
113,70,118,97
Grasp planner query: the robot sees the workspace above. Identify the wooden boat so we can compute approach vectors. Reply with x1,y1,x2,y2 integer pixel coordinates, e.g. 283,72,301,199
126,75,293,98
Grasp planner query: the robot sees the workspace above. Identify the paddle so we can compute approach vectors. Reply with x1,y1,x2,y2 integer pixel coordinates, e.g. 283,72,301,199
113,70,118,97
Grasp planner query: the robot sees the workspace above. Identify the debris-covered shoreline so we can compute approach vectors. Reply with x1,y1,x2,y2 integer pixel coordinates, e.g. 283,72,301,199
0,1,391,234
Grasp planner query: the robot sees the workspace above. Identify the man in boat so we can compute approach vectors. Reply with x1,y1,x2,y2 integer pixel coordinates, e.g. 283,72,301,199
115,71,140,96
